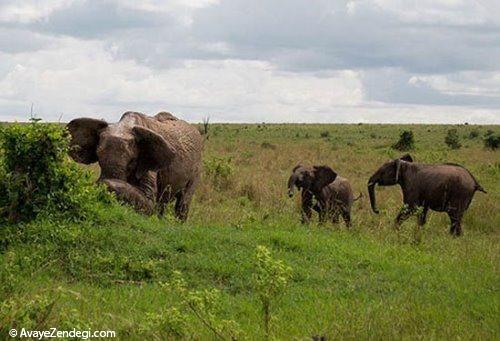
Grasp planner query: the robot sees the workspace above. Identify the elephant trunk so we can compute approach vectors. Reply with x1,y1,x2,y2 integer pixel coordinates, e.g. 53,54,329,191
367,177,379,214
102,179,155,215
287,175,297,198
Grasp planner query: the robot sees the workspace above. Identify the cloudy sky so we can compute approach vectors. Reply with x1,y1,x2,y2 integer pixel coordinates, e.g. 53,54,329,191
1,0,499,123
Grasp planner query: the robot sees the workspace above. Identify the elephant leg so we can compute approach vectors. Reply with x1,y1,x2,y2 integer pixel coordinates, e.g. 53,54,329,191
301,191,314,224
157,185,173,217
174,179,197,222
448,212,463,237
418,206,429,226
318,209,327,224
341,209,351,227
395,205,415,225
331,209,340,224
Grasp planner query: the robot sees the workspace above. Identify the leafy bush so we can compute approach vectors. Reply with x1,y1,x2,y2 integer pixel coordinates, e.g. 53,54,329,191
320,131,330,138
445,129,462,149
252,245,291,339
468,130,479,139
392,130,415,151
0,121,109,223
144,271,241,339
203,156,234,190
483,130,499,150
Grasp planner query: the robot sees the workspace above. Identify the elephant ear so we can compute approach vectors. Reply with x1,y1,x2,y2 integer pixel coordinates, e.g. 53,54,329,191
133,126,176,178
312,165,337,191
67,118,108,164
400,154,413,162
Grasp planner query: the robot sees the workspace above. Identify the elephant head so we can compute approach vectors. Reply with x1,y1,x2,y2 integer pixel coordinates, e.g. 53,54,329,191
67,116,176,185
367,154,413,213
287,165,337,197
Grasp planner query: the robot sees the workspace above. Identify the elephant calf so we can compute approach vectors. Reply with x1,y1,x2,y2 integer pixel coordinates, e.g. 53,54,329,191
368,154,486,236
67,111,203,221
287,165,360,226
314,176,362,226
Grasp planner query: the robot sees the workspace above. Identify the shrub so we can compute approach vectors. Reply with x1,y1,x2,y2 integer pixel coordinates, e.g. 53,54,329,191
445,129,462,149
392,130,415,151
468,130,479,139
203,156,234,190
320,131,330,138
483,130,499,150
148,271,241,339
252,245,291,339
0,121,108,223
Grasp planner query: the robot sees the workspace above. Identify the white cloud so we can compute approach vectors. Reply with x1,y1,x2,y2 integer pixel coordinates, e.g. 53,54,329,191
0,0,499,123
409,72,500,97
0,37,364,122
0,0,74,24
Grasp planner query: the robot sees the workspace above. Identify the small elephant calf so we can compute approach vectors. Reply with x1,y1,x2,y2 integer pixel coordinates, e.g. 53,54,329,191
314,176,362,226
287,164,360,226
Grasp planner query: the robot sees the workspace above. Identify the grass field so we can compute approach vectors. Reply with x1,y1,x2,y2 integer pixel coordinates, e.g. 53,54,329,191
1,123,499,339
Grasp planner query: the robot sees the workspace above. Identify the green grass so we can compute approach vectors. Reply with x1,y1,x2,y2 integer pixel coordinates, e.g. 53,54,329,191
1,123,499,339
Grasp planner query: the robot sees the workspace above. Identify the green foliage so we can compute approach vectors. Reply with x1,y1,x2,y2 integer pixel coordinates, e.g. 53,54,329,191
392,130,415,151
204,156,234,190
483,130,499,150
468,130,479,139
0,121,110,222
0,293,56,336
142,307,188,338
252,245,291,339
148,271,242,339
0,288,91,339
445,129,462,149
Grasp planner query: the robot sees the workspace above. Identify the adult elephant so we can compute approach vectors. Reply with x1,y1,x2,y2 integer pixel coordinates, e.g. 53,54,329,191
367,154,486,236
67,111,203,221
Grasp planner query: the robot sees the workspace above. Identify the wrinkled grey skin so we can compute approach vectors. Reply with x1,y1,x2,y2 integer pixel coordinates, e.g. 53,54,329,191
67,111,203,221
287,164,338,224
367,154,486,236
315,177,362,227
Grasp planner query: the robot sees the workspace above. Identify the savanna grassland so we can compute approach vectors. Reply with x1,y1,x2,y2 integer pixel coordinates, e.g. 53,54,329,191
1,123,499,340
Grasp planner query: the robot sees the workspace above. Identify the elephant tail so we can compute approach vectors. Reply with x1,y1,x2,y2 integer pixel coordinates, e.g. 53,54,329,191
445,163,487,194
476,184,487,193
353,192,363,201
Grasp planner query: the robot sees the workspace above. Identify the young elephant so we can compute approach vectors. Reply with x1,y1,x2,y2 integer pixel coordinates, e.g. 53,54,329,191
287,165,337,224
314,177,362,227
288,164,356,225
367,154,486,236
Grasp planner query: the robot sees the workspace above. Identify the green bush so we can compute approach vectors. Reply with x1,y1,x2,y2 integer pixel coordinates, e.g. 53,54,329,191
252,245,291,339
203,156,234,190
468,130,479,139
0,121,109,223
392,130,415,151
445,129,462,149
483,130,499,150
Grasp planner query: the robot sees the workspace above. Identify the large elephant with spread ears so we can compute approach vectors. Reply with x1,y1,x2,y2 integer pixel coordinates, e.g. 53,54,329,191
67,111,203,221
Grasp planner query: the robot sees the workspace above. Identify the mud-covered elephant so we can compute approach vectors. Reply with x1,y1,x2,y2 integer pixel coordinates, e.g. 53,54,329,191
367,154,486,236
67,111,203,221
